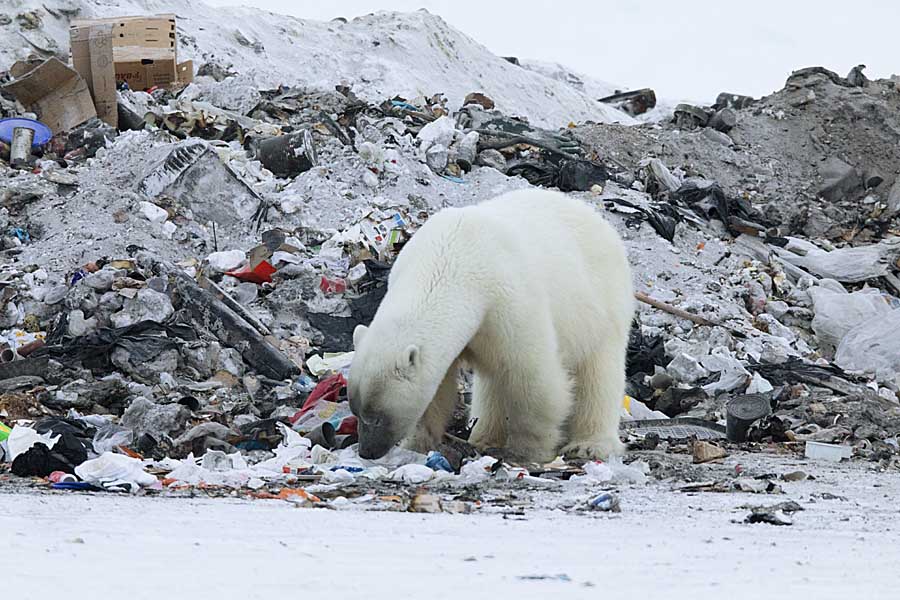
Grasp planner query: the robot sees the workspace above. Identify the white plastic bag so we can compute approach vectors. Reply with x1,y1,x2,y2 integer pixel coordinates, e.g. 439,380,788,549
8,425,59,462
835,309,900,375
75,452,157,491
810,285,889,351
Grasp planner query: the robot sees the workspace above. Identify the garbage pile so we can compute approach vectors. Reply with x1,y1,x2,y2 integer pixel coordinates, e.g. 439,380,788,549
576,64,900,466
1,6,899,512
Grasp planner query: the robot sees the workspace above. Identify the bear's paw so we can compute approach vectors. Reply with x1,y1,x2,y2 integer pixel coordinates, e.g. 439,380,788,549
561,437,625,461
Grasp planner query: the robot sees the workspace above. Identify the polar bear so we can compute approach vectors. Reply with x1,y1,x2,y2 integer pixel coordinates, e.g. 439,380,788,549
348,188,635,462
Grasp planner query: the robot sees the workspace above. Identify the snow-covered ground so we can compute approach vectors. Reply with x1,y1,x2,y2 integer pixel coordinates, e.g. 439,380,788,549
1,0,635,128
2,3,900,596
5,454,900,599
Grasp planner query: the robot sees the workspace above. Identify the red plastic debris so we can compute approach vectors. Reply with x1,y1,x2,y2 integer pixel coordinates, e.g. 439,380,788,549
290,373,347,424
48,471,70,483
226,260,276,284
288,373,358,434
320,276,347,294
336,415,358,435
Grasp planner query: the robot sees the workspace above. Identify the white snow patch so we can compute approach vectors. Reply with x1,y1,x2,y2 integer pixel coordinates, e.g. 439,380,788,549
0,1,633,129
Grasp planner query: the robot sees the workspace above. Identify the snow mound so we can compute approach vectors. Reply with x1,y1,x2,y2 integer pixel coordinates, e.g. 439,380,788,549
518,60,619,101
0,1,633,128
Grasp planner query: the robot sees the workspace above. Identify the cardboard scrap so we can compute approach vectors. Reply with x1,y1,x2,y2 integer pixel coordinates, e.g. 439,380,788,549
1,57,96,134
692,440,728,464
70,14,192,92
70,22,117,128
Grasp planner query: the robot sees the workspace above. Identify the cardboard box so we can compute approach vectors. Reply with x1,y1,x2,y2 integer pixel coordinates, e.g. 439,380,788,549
70,22,117,128
0,57,97,134
70,14,192,92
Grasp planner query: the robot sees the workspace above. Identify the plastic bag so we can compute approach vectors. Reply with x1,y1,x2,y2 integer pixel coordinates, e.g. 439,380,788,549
92,424,134,455
570,457,648,485
8,425,59,461
835,309,900,375
74,452,158,492
810,285,890,352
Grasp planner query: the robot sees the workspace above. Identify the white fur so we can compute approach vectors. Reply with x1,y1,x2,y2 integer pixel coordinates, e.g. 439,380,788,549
349,188,635,462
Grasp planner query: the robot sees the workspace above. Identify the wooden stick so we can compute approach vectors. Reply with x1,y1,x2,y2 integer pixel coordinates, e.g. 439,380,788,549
634,291,716,327
883,271,900,297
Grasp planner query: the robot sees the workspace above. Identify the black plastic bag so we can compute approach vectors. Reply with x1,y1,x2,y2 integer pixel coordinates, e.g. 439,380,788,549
673,179,767,232
34,318,197,371
626,321,668,377
308,260,391,352
11,417,96,477
557,159,609,192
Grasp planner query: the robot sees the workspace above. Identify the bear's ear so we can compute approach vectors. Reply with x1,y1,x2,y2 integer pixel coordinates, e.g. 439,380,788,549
403,344,419,370
353,325,368,349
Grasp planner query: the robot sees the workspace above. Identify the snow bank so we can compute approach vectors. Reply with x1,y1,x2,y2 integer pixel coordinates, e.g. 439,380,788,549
0,1,632,128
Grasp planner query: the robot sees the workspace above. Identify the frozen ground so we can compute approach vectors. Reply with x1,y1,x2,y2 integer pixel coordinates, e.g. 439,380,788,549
4,452,900,599
0,0,633,128
2,2,900,595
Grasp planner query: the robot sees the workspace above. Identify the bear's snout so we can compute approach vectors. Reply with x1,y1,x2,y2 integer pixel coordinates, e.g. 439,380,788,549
357,419,397,459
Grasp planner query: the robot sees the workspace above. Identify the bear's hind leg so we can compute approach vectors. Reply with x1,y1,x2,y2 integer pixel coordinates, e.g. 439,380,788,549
561,346,626,460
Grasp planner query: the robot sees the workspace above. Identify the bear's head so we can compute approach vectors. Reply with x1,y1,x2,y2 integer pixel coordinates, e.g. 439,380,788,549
348,323,431,459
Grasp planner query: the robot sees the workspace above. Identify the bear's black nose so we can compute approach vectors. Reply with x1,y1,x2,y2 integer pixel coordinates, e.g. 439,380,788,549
357,423,394,459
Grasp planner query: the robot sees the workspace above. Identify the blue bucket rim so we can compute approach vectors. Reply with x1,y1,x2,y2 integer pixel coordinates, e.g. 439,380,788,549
0,118,53,147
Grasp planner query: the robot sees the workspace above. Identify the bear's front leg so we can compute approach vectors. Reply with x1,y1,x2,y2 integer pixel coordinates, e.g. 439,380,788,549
402,361,459,453
468,370,507,450
477,355,571,464
561,346,627,460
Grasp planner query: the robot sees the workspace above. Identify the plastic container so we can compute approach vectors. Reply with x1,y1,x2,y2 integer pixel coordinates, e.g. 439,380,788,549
0,117,52,147
304,422,337,450
804,441,852,462
588,492,621,512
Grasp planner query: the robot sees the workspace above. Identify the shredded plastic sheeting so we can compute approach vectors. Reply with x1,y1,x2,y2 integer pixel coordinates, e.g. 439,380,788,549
621,418,726,440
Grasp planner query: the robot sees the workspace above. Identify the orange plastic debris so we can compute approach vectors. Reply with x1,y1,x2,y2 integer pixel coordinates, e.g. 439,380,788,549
276,488,321,502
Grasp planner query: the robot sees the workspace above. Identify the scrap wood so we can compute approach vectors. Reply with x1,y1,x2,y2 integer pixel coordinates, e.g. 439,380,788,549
634,291,716,327
197,273,272,336
883,271,900,296
163,263,298,380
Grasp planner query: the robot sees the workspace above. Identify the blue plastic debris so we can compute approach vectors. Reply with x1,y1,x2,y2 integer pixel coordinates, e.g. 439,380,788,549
9,228,30,244
70,269,88,286
51,481,101,491
588,492,621,512
329,465,364,473
426,451,453,472
441,174,465,184
293,373,317,394
0,118,53,147
390,100,419,111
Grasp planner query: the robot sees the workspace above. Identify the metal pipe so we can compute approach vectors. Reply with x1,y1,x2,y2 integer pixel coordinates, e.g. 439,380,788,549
0,342,14,363
16,339,45,358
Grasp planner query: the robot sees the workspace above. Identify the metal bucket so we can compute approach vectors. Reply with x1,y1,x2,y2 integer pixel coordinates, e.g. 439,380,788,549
252,129,318,179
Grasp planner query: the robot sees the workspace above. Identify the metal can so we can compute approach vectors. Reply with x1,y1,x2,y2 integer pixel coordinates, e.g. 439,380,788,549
10,126,34,169
251,129,318,178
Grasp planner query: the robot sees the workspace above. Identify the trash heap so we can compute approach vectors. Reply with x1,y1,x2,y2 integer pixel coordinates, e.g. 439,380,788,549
0,5,899,513
577,64,900,465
